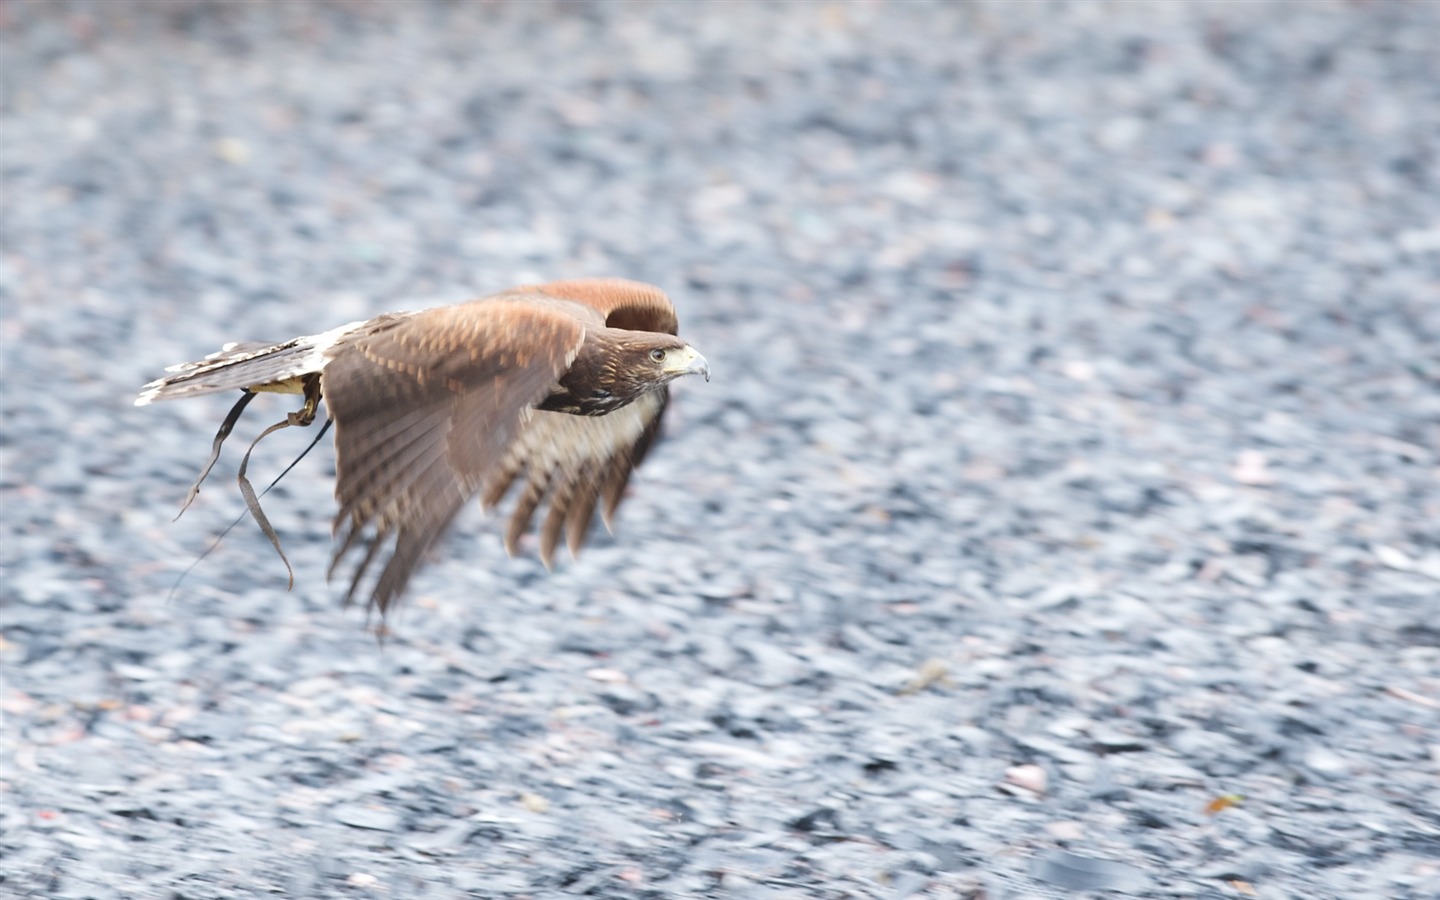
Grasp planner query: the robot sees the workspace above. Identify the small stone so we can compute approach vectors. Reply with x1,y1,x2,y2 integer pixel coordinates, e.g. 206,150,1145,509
1003,764,1048,797
1304,746,1350,778
1373,545,1413,571
1030,850,1151,893
333,804,401,832
214,137,251,166
1231,451,1275,486
1091,730,1148,753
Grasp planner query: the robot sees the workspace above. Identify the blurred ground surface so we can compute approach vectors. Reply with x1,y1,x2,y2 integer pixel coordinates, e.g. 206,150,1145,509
2,1,1439,897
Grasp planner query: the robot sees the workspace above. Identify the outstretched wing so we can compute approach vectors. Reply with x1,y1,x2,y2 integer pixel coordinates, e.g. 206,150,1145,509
517,278,679,335
322,297,597,613
482,279,678,567
482,391,667,568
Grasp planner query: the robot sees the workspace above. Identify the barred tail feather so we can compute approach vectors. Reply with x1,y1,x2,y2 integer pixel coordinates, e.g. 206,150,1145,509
134,321,366,406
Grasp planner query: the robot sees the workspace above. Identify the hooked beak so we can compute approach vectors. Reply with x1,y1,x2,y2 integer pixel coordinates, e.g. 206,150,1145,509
667,346,710,382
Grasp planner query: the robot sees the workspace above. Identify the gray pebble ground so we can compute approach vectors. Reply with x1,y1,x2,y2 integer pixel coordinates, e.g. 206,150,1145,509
3,1,1439,898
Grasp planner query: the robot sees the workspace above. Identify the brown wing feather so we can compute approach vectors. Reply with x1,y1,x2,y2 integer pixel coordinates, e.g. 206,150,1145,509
321,299,589,613
599,391,666,526
483,390,668,569
517,278,679,336
494,279,675,561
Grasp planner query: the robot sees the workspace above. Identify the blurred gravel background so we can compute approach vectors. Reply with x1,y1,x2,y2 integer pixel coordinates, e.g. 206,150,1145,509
3,1,1439,897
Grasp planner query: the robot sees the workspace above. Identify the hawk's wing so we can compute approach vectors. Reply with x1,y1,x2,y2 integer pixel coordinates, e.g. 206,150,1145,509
517,278,679,335
482,279,678,567
322,280,682,614
322,297,597,613
482,391,667,568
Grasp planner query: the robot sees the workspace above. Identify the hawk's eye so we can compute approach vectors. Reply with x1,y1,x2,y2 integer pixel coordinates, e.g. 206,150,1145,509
649,348,667,362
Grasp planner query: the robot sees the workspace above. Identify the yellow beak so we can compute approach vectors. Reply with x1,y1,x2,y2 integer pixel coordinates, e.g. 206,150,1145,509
666,346,710,382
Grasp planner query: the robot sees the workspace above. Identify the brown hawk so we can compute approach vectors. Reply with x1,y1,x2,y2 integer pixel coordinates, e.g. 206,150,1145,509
136,278,709,614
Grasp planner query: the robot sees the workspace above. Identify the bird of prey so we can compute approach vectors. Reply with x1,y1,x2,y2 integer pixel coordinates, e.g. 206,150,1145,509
136,278,709,614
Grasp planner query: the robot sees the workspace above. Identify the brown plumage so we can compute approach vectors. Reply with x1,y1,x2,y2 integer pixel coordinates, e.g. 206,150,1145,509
136,278,708,614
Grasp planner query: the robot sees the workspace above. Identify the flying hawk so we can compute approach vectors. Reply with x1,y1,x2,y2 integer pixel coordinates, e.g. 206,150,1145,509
136,278,709,614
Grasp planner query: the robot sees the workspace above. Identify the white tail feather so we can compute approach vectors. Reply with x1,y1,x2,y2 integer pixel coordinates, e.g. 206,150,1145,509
135,320,368,406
